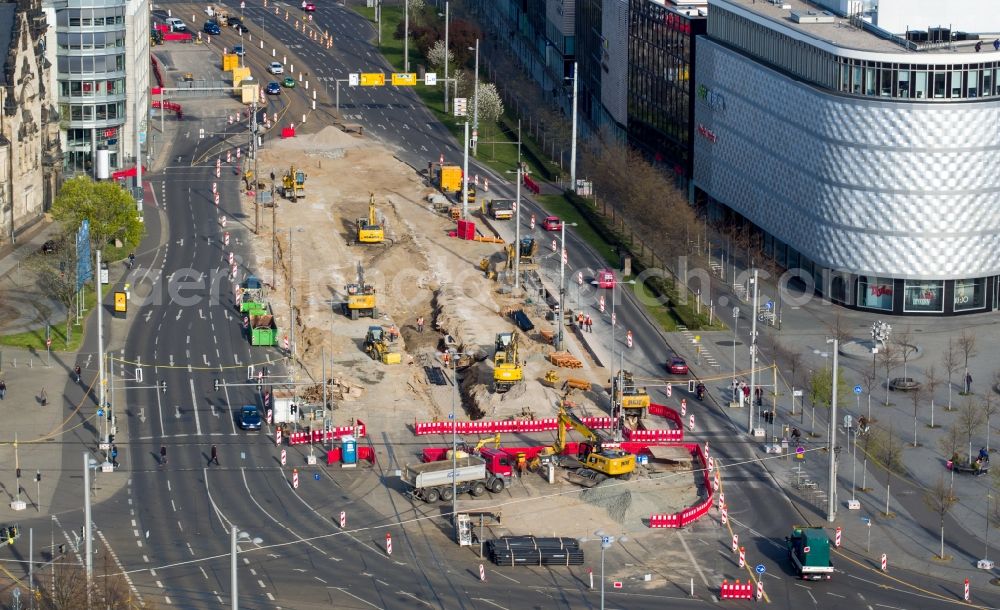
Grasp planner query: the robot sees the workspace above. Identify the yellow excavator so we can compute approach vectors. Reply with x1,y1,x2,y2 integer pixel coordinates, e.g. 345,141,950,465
281,166,306,201
364,325,401,364
612,370,650,429
530,403,635,487
493,332,523,392
356,193,385,244
343,263,377,320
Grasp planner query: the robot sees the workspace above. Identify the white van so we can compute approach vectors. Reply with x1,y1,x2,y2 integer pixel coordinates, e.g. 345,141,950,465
165,17,186,31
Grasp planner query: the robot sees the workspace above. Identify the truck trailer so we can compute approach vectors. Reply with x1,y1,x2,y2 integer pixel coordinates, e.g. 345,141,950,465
403,450,512,503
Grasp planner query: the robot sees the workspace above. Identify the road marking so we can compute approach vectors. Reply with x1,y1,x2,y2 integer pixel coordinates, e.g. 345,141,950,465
177,520,184,532
154,378,166,436
795,584,817,604
174,405,181,419
170,499,176,512
176,310,182,321
329,587,381,609
190,379,203,436
676,528,712,588
471,599,510,610
397,591,434,608
199,567,208,579
492,571,519,584
186,335,190,344
221,368,238,434
266,593,275,601
827,592,845,598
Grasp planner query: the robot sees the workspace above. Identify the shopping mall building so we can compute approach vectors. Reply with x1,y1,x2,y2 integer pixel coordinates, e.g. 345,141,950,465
693,0,1000,315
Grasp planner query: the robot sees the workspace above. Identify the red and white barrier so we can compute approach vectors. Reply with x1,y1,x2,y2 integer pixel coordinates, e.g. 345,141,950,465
212,182,218,193
266,408,272,424
530,215,535,230
626,330,633,349
689,414,695,431
275,428,282,446
599,296,606,313
704,441,710,457
756,580,764,600
292,468,299,489
732,533,739,552
215,193,220,205
738,546,745,568
648,513,681,528
834,527,842,548
339,511,346,528
224,232,230,246
718,492,725,509
217,158,221,168
880,553,887,571
280,449,287,466
228,252,235,265
227,150,232,163
221,215,227,228
284,336,290,352
439,153,444,164
720,505,728,525
719,580,754,600
386,533,393,556
479,563,486,582
236,147,241,159
707,457,715,472
611,312,616,327
680,400,686,417
551,239,557,253
964,578,970,602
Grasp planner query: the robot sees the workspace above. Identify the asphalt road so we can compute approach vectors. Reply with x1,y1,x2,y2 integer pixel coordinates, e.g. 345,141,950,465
31,1,996,608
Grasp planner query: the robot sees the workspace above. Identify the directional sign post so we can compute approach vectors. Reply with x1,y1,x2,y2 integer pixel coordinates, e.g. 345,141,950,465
360,73,385,87
755,564,766,575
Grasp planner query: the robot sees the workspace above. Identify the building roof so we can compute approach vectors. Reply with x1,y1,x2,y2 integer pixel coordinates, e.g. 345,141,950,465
719,0,1000,55
0,3,17,86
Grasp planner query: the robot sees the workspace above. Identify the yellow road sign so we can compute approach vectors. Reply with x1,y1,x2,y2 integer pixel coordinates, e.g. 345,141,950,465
114,291,127,314
391,72,417,86
360,72,385,86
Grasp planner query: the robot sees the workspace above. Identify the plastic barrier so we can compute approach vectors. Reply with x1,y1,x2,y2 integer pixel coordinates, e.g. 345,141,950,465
646,443,715,528
152,100,183,119
648,513,681,528
413,416,616,436
163,32,193,42
523,174,541,195
150,55,164,88
648,403,684,430
284,421,368,447
624,428,683,443
719,580,754,600
281,126,296,138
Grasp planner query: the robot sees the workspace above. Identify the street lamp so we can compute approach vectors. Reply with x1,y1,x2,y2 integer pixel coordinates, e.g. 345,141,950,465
439,2,450,113
567,62,578,191
231,526,262,610
826,337,839,523
556,221,578,351
731,306,740,396
594,531,626,610
468,39,480,155
747,269,759,434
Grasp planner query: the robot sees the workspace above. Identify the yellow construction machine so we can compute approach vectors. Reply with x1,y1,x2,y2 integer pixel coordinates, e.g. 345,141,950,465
506,237,538,270
529,404,635,487
356,193,385,244
612,370,650,429
492,332,523,392
364,325,401,364
281,166,306,201
343,263,377,320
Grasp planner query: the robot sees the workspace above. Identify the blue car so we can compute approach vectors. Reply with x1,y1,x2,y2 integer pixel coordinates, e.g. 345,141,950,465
233,44,245,56
203,20,221,34
238,405,262,430
266,81,281,95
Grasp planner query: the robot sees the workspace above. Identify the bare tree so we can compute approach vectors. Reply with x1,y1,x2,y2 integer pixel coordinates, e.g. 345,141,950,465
910,386,924,447
860,367,877,421
925,365,941,428
878,343,900,406
27,234,79,345
958,329,978,394
938,423,963,462
958,399,986,461
923,474,958,560
894,328,918,380
983,392,999,454
941,339,959,411
869,424,904,516
785,348,803,415
826,313,852,345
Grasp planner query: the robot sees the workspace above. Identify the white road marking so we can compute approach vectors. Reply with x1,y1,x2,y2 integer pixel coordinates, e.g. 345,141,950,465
329,587,381,609
471,599,509,610
154,380,166,436
190,378,203,435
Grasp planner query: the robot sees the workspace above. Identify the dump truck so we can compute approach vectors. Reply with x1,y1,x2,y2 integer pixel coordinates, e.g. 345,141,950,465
486,199,514,220
786,527,834,580
281,166,306,201
612,370,650,430
403,451,512,503
249,311,278,346
493,332,523,392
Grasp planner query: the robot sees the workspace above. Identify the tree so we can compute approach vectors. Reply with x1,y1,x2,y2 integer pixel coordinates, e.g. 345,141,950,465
860,367,877,421
958,399,986,461
868,424,904,516
942,339,959,410
923,474,958,560
407,0,426,16
27,233,80,344
958,329,978,394
894,328,918,380
910,386,924,447
447,18,480,68
51,176,144,253
925,364,941,428
426,39,454,71
938,424,963,463
878,343,900,406
826,313,852,345
807,366,850,436
983,392,999,454
472,81,504,124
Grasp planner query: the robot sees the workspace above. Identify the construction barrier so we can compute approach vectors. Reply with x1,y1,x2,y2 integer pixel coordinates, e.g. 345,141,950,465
151,99,184,118
647,443,714,528
326,446,375,464
286,420,367,446
648,513,681,528
523,174,541,195
413,416,616,436
648,403,684,430
719,580,754,600
623,428,682,443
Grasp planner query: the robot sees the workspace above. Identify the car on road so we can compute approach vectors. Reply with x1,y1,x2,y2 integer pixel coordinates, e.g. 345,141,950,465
282,76,296,88
237,405,262,430
541,216,562,231
233,22,249,34
667,356,689,375
594,268,616,289
304,2,316,11
165,17,186,31
266,81,281,95
203,20,221,34
269,61,284,75
232,44,245,56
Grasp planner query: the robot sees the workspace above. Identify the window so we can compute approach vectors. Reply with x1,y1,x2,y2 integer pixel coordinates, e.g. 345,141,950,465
857,276,894,311
954,278,986,311
903,280,944,313
968,69,979,97
914,71,927,98
950,70,963,98
934,72,946,98
897,69,909,97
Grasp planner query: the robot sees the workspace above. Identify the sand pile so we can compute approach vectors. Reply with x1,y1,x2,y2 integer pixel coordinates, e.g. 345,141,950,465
580,472,701,525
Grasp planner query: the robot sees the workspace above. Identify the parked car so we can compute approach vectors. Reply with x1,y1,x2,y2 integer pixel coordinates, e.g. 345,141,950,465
232,22,249,34
667,357,689,375
232,44,245,56
304,2,316,12
203,20,221,34
269,61,284,75
266,81,281,95
165,17,186,31
282,76,296,88
594,268,616,289
237,405,262,430
541,216,562,231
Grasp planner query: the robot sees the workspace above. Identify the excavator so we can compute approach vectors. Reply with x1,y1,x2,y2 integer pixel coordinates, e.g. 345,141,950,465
356,193,385,244
343,262,377,320
493,332,523,392
364,325,401,364
529,403,635,487
612,370,650,429
281,166,306,201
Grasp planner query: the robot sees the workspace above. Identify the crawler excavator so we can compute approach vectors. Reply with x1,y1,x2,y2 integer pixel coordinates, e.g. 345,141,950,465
492,332,523,392
529,403,635,487
356,193,385,244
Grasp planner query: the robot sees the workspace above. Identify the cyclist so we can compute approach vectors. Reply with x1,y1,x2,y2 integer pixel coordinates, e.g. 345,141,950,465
160,445,167,465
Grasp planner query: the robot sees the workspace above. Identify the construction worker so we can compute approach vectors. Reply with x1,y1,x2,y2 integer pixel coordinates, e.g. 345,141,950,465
388,325,399,342
416,316,425,333
577,312,584,328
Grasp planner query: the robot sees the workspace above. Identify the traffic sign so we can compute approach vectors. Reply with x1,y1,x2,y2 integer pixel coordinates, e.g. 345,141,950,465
796,446,805,456
854,384,863,395
360,72,384,86
843,415,853,429
424,72,437,85
613,582,623,589
348,73,359,87
765,300,773,310
453,97,468,117
391,72,417,86
755,564,766,574
862,516,871,526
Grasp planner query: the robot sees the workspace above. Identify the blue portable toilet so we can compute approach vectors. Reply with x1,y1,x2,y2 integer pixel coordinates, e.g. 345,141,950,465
637,454,649,465
341,436,357,465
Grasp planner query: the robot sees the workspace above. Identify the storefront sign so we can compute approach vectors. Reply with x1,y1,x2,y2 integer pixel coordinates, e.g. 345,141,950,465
697,124,717,143
697,85,726,112
665,12,692,34
870,285,892,297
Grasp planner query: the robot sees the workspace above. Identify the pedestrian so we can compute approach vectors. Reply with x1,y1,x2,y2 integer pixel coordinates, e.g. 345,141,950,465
742,384,750,403
585,315,593,332
0,380,6,400
39,388,47,406
577,312,584,328
966,372,974,394
416,316,424,333
74,365,82,384
210,444,220,466
755,386,763,407
110,444,119,469
160,445,167,466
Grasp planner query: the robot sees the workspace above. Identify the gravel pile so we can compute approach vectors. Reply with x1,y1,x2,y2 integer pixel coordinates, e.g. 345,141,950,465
579,472,698,524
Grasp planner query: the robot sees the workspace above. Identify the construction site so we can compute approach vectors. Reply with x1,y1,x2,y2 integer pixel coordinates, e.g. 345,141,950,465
236,124,710,551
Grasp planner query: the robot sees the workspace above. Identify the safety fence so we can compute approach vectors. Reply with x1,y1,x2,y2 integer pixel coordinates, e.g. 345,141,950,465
152,99,184,118
648,443,713,529
413,416,615,436
286,420,367,446
719,580,754,600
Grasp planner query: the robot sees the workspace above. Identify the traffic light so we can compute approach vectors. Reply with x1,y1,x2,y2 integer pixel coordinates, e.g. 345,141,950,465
687,380,696,393
290,404,297,415
15,468,20,479
35,471,40,483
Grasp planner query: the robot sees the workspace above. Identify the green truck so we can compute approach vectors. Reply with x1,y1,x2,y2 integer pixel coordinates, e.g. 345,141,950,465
249,308,278,346
786,527,834,580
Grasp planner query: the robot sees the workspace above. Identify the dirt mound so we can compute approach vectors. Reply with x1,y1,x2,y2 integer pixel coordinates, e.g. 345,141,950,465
579,472,700,525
